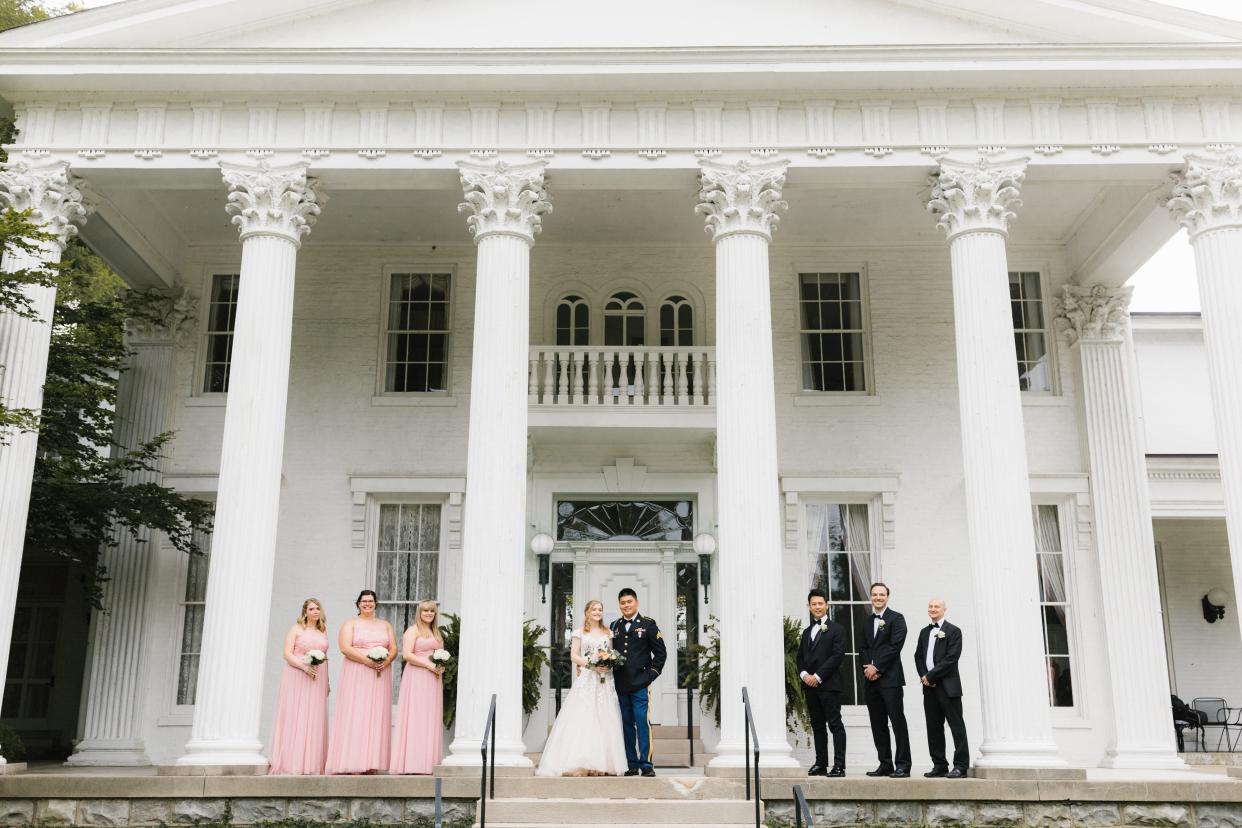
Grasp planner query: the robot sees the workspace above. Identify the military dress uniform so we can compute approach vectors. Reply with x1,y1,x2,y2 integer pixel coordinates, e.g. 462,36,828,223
610,612,667,774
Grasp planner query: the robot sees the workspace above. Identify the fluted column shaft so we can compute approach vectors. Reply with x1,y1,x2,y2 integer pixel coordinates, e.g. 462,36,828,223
70,301,189,766
929,158,1064,768
180,162,321,766
0,161,87,766
444,160,549,767
1167,153,1242,659
697,159,796,769
1058,286,1180,768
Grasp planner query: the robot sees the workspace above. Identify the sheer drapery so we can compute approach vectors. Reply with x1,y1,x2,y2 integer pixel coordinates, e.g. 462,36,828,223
806,501,874,705
1032,504,1074,707
176,529,213,705
376,503,442,702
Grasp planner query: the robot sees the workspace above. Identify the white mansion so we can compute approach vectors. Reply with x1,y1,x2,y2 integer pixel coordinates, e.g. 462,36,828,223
0,0,1241,775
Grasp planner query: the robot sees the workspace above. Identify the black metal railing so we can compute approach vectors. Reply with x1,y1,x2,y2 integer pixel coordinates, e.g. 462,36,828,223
687,684,695,767
742,686,761,828
479,694,497,828
433,777,443,828
792,784,815,828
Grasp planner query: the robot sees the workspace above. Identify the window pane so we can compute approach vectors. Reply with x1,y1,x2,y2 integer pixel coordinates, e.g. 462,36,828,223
385,273,452,393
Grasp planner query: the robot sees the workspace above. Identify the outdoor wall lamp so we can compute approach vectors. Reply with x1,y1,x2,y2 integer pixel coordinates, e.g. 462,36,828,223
1203,588,1229,623
531,533,554,604
693,533,716,603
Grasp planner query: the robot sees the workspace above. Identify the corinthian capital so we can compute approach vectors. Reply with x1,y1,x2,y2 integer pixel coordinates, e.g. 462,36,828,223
1167,152,1242,238
0,160,90,249
126,288,199,346
1054,284,1132,346
220,161,324,245
696,159,788,241
927,157,1027,240
457,160,551,244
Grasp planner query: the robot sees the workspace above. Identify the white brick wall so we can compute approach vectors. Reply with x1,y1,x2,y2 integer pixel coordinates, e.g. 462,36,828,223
136,238,1124,765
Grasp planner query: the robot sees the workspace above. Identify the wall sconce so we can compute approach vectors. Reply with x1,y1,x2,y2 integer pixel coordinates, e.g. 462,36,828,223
693,533,716,603
531,533,554,604
1203,588,1229,623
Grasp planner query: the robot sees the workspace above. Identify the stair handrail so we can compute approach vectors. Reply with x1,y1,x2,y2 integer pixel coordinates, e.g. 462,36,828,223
742,686,761,828
479,693,497,828
793,784,815,828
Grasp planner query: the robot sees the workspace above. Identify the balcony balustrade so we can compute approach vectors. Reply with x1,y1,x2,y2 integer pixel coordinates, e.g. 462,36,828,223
528,346,715,408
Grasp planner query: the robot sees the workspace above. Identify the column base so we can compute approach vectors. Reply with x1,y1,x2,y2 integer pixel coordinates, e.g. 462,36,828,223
975,739,1069,770
969,767,1087,780
706,739,799,770
441,736,533,769
1099,747,1187,770
175,738,268,771
65,740,151,767
0,762,27,775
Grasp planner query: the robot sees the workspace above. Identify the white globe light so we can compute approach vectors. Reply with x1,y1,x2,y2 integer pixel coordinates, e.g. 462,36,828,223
693,533,716,556
1208,588,1229,608
530,532,555,555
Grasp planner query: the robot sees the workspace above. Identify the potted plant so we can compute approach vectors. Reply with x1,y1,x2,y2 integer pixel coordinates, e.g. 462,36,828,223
440,614,551,731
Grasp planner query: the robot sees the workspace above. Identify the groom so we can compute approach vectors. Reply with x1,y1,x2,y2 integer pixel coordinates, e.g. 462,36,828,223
611,587,667,777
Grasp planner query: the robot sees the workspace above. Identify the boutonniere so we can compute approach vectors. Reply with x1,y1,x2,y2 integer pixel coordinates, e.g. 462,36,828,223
935,630,946,640
816,620,828,632
877,619,886,629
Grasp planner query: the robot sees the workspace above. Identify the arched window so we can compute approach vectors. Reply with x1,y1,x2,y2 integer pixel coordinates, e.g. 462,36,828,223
659,295,694,347
603,291,646,347
555,295,590,346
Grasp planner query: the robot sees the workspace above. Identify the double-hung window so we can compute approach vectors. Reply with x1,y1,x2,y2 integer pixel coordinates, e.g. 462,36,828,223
805,501,875,705
799,272,868,393
1033,504,1075,707
384,272,452,393
202,274,240,393
174,529,212,706
1010,271,1053,392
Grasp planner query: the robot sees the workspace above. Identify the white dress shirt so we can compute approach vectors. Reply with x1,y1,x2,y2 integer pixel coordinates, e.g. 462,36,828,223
926,621,943,672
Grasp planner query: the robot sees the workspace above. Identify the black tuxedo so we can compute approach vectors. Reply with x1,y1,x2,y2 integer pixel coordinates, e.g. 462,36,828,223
860,607,911,771
796,616,847,769
914,620,970,772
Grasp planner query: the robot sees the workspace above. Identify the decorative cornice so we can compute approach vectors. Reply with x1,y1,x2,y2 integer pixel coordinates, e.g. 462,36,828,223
696,158,788,242
926,156,1027,240
1167,152,1242,239
220,160,323,245
1054,284,1133,347
125,288,199,346
0,160,89,249
457,159,551,244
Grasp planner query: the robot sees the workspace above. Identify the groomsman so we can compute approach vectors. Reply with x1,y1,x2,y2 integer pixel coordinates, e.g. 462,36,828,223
611,587,667,777
861,582,911,777
797,589,847,777
914,598,969,778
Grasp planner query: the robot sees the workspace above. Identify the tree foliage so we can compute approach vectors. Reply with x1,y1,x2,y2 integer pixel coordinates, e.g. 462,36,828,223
0,0,79,33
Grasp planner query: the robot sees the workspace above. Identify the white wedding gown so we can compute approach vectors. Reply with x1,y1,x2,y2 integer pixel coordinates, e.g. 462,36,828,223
536,630,630,777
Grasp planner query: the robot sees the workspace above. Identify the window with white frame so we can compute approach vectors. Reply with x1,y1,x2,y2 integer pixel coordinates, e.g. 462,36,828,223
1032,504,1074,707
805,501,874,705
659,296,694,347
798,272,868,392
384,272,452,393
603,291,646,347
202,274,240,393
1010,271,1052,393
375,502,442,700
555,295,590,346
174,529,212,706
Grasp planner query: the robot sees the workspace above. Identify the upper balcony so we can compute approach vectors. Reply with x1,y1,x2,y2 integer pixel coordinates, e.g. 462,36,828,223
528,345,715,430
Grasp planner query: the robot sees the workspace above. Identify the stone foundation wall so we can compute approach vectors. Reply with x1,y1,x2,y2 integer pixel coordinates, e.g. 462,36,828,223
0,797,475,828
763,801,1242,828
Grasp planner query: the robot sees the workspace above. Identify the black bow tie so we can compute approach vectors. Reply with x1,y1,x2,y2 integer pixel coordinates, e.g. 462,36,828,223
873,614,883,619
930,623,941,629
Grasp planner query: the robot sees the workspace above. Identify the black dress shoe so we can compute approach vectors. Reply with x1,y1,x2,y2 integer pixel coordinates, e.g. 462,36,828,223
890,768,911,779
947,768,966,779
641,767,656,777
865,765,894,777
924,767,948,778
807,764,827,777
827,766,846,778
624,769,640,777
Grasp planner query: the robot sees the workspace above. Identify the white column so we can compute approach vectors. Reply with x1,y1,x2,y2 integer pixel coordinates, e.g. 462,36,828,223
0,161,88,767
443,160,550,768
68,294,197,766
178,161,322,767
927,158,1065,769
698,159,797,769
1054,284,1183,769
1167,153,1242,645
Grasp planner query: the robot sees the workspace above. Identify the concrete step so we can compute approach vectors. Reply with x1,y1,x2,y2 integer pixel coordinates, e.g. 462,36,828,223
652,738,707,754
654,752,713,768
481,798,757,824
488,775,744,800
651,725,700,739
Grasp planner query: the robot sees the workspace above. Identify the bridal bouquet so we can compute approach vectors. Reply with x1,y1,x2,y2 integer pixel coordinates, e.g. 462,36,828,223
587,648,626,684
302,650,326,678
366,646,389,678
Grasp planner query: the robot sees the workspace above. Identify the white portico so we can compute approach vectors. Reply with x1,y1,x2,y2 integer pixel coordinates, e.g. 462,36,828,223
0,0,1240,776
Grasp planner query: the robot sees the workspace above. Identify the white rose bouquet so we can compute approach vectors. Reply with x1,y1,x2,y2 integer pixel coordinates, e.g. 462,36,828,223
303,649,326,666
430,649,451,675
366,646,389,678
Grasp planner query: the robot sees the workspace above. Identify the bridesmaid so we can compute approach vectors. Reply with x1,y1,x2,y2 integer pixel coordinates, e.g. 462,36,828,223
325,589,397,774
391,600,446,774
268,598,331,774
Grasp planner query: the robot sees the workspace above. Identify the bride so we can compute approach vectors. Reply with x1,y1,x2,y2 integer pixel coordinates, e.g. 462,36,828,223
536,600,629,777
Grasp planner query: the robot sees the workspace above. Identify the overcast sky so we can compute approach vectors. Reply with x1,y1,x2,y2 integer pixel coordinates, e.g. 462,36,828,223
48,0,1235,312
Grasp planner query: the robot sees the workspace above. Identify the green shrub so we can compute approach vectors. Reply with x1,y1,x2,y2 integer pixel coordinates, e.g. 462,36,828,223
0,723,26,762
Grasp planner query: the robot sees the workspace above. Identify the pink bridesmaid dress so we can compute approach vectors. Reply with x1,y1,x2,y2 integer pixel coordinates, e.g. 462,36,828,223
325,621,393,774
268,627,330,774
390,636,445,774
